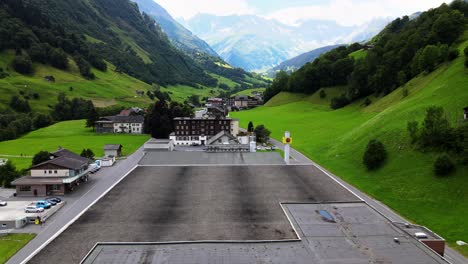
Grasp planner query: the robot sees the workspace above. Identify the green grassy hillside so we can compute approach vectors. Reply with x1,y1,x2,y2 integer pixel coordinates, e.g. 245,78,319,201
0,120,149,170
232,40,468,255
0,50,154,112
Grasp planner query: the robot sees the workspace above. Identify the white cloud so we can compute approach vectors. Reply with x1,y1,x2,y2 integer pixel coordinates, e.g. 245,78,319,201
155,0,255,19
265,0,448,26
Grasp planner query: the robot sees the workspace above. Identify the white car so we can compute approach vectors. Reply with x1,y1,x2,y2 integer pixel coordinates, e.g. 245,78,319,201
25,206,44,213
0,200,7,206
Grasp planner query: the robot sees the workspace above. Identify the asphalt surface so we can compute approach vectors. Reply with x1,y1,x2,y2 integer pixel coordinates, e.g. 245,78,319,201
6,146,145,264
140,151,285,165
29,165,358,264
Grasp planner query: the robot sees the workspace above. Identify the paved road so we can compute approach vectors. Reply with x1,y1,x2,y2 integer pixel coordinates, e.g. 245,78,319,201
7,145,145,264
269,138,467,264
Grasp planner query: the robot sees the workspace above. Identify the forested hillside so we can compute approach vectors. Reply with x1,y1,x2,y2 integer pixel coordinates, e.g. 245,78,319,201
265,1,468,105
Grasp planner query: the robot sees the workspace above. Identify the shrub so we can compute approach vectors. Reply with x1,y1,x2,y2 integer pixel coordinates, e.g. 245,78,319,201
363,98,372,106
330,94,350,110
13,54,33,74
407,121,419,143
319,90,326,99
254,124,271,143
363,139,387,170
434,154,455,176
402,87,409,98
447,48,459,61
32,151,51,166
9,95,31,113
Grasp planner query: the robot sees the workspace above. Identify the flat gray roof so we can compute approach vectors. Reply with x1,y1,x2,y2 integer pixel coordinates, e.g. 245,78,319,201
81,202,447,264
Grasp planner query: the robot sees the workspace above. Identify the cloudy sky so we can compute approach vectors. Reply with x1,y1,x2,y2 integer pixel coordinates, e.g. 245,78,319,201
155,0,448,26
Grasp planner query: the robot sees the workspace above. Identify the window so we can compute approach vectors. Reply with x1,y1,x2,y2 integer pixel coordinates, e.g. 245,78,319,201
52,185,60,191
49,170,52,174
19,186,31,192
44,170,47,174
54,170,58,174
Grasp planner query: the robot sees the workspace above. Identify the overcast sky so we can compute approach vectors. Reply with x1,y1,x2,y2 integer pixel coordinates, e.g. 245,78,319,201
155,0,448,26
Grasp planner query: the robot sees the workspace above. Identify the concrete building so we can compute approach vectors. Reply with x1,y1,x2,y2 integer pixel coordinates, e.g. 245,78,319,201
11,149,91,197
144,139,174,152
169,117,239,146
95,115,144,134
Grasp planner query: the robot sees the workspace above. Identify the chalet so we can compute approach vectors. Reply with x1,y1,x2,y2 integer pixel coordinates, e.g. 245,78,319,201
12,148,91,197
104,144,123,157
169,117,239,145
229,95,263,109
95,115,144,134
206,98,224,107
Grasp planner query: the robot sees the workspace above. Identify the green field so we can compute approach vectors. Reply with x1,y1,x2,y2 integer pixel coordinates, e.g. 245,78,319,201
0,50,154,112
0,233,35,264
349,49,367,60
233,88,266,97
0,120,149,170
232,40,468,256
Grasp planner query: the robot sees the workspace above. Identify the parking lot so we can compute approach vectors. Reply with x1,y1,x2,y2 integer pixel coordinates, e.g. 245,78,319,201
30,165,359,263
0,200,65,229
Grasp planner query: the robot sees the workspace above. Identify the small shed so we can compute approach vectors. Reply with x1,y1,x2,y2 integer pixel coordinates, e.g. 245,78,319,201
464,107,468,120
144,139,174,152
100,156,115,167
104,144,123,157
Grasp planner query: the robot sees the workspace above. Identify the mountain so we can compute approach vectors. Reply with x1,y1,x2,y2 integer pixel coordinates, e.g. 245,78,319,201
185,14,391,72
131,0,218,57
267,44,343,76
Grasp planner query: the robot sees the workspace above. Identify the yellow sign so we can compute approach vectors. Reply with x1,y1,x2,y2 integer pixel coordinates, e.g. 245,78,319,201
282,137,293,144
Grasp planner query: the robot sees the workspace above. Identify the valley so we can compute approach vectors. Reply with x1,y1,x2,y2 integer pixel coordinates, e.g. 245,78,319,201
232,42,468,255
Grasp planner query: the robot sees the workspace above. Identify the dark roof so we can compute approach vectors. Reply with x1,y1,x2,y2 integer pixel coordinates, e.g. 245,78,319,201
104,144,123,151
12,176,63,185
31,156,88,170
206,131,238,145
97,115,144,124
51,148,91,163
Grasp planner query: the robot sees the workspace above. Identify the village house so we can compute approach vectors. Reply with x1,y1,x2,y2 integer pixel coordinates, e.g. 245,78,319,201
104,144,123,157
95,115,144,134
169,117,239,146
12,148,91,197
229,95,263,109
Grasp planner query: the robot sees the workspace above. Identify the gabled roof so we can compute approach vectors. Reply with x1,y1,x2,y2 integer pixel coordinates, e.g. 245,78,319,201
51,148,91,164
97,115,144,124
104,144,123,151
206,131,238,145
31,156,88,170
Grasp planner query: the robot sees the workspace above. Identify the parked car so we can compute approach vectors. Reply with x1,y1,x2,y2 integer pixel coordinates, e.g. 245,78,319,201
35,200,51,209
25,206,44,213
0,200,7,206
47,197,62,204
45,199,57,206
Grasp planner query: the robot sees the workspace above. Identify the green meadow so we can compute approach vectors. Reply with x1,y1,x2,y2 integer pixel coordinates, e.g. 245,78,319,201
0,233,35,264
0,120,149,170
232,41,468,256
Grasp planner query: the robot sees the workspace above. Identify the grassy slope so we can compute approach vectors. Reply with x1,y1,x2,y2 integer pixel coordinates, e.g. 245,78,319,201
0,50,153,112
0,120,149,170
232,88,266,96
0,233,35,264
232,41,468,255
349,49,367,60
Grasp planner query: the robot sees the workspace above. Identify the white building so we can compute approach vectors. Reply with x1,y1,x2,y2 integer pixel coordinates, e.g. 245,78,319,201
95,115,144,134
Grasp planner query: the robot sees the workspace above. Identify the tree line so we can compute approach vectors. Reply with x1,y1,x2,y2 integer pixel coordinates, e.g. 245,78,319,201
264,1,468,107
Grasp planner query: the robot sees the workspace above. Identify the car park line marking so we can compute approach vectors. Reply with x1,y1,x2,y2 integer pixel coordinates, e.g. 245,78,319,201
20,164,139,264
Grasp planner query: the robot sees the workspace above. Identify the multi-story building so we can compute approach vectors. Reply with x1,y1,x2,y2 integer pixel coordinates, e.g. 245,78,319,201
170,117,239,145
95,115,144,134
12,148,91,196
229,95,263,109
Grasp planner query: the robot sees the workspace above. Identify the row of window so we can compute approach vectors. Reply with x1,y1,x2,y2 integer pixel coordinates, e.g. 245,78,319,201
177,120,229,125
19,185,61,192
44,170,58,174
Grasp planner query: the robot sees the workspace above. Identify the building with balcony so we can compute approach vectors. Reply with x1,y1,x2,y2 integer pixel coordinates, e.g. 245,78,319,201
12,148,91,196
